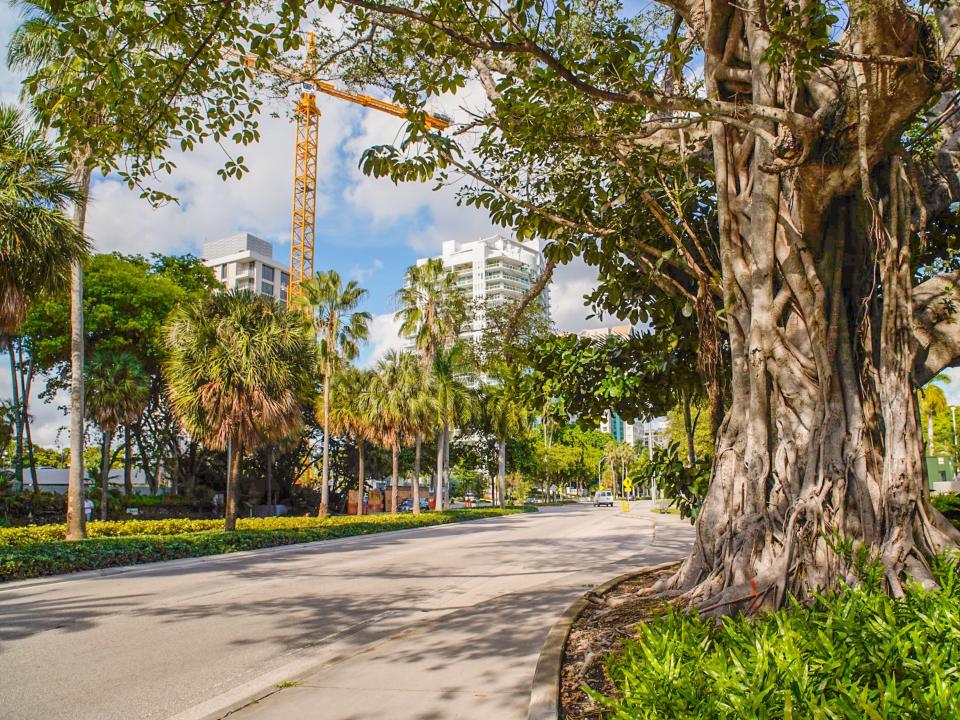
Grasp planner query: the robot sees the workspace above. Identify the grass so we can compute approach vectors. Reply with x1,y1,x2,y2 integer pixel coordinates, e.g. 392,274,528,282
0,508,533,582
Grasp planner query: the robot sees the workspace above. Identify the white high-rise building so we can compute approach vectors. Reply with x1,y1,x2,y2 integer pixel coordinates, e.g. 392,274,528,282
202,233,290,304
419,234,549,341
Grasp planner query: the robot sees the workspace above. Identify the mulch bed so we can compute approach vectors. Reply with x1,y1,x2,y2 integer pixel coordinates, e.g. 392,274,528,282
560,562,681,719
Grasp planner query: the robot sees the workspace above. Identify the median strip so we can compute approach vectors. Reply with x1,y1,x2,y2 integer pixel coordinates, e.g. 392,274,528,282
0,508,534,582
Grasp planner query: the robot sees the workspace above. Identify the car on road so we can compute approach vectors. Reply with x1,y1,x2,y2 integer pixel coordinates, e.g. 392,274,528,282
398,497,430,513
594,490,614,507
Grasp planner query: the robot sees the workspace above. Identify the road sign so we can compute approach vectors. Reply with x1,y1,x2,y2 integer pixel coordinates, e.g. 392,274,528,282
622,478,633,493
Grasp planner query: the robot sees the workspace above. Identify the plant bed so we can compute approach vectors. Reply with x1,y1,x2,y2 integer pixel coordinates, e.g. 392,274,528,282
561,559,960,719
560,564,677,719
0,507,533,581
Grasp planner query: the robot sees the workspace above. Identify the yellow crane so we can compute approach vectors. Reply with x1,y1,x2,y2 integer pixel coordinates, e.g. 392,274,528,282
236,34,451,303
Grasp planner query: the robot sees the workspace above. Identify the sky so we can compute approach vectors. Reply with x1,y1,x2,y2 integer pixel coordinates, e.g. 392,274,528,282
0,4,622,448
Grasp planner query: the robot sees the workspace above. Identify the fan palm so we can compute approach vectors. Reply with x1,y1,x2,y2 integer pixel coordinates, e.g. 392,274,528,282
329,365,377,515
297,271,371,517
431,343,478,510
365,351,423,514
85,351,150,520
484,385,529,508
164,291,317,530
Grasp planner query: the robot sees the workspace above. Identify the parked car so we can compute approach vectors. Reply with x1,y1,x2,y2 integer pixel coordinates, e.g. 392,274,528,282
594,490,614,507
398,497,430,513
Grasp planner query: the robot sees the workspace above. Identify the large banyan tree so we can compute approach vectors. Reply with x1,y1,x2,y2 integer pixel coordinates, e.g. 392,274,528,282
26,0,960,610
318,0,960,611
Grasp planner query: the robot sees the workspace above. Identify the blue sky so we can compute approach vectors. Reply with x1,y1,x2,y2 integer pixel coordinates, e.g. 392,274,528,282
0,4,609,445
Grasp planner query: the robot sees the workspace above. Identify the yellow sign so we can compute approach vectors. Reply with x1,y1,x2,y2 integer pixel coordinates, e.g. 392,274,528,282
623,478,633,493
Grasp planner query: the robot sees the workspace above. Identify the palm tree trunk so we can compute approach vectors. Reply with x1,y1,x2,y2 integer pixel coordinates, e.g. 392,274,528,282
266,445,274,506
66,163,90,541
100,428,112,521
225,438,240,531
123,427,133,496
435,428,443,510
319,361,332,517
442,422,450,510
929,412,935,454
357,439,365,516
17,343,39,493
6,338,24,492
498,439,506,508
413,432,422,515
391,442,399,514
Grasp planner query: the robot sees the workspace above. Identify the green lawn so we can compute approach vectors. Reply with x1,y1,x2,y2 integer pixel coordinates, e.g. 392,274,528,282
0,508,533,582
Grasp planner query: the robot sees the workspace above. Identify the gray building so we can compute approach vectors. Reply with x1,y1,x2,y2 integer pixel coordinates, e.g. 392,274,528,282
203,233,290,303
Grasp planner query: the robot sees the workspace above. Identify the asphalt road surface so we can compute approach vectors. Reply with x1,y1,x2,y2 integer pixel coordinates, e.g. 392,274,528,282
0,502,694,720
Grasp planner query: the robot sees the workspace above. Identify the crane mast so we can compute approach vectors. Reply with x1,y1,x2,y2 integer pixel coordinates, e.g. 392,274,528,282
288,34,321,304
226,36,451,305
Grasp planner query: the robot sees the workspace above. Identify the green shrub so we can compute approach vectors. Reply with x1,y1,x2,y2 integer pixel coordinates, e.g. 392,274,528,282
932,493,960,516
0,508,533,580
597,558,960,719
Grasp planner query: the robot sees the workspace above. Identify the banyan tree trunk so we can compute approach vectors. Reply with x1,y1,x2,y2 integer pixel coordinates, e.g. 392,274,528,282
661,5,960,612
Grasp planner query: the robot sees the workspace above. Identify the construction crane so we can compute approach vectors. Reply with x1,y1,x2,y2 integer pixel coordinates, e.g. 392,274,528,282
233,35,451,304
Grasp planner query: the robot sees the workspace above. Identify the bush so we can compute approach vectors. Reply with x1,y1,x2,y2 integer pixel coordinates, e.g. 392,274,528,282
0,508,533,580
597,558,960,719
931,493,960,517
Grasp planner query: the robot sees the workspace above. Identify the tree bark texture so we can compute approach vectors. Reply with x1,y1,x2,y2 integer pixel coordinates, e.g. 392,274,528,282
391,442,399,514
357,439,365,515
413,432,422,515
435,428,444,510
498,439,506,508
660,5,960,610
66,163,91,541
7,338,24,492
319,360,332,517
225,439,240,531
123,427,133,496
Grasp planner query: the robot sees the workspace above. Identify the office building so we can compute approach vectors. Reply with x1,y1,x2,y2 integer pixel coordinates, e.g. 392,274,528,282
419,234,549,341
202,233,290,303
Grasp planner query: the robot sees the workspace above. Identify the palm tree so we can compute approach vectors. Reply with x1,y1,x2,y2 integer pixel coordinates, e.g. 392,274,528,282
329,365,376,515
408,382,437,514
0,105,87,494
431,343,478,509
395,258,468,367
297,272,371,517
920,378,951,454
365,351,422,514
164,291,317,530
484,385,529,508
10,3,101,539
85,351,149,520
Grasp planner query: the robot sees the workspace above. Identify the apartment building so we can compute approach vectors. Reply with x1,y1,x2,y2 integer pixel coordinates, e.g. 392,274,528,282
202,233,290,303
419,234,549,341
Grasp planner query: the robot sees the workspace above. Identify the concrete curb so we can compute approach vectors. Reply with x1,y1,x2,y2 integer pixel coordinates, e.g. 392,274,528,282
527,560,680,720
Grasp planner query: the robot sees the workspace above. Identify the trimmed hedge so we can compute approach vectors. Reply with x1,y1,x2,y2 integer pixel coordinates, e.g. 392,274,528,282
597,557,960,719
0,508,532,581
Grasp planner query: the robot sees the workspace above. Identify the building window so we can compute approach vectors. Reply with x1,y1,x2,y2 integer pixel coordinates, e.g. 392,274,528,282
217,265,226,280
261,281,274,297
281,271,290,287
263,266,275,283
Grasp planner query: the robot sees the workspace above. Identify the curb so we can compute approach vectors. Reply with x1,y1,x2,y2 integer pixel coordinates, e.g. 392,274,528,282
527,560,680,720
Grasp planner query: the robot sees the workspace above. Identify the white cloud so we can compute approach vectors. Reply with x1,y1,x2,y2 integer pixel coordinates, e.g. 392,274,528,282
348,257,383,282
0,361,70,449
84,98,356,257
362,312,405,367
548,257,629,333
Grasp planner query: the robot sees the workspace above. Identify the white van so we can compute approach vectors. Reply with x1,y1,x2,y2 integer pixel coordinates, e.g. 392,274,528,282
594,490,614,507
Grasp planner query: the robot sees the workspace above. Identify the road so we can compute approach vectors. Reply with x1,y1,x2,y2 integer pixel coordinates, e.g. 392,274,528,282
0,503,694,720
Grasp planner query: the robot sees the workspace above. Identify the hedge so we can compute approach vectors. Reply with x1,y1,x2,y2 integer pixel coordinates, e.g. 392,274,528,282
0,508,532,581
597,557,960,719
